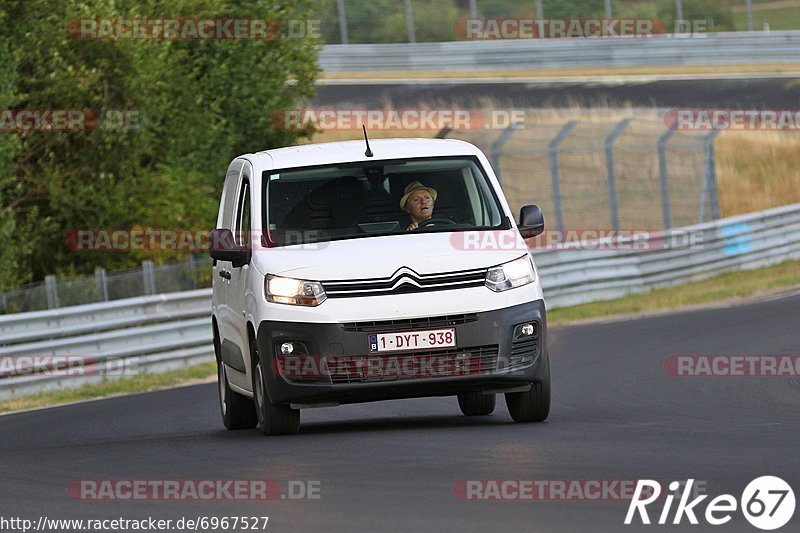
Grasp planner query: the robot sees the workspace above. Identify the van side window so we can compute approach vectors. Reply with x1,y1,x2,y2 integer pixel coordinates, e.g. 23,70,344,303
236,180,251,249
220,160,244,228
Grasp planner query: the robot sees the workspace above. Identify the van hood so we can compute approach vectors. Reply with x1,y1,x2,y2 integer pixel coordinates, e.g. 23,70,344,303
251,230,529,281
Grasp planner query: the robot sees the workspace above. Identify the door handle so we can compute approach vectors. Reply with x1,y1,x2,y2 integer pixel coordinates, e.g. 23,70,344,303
218,270,231,280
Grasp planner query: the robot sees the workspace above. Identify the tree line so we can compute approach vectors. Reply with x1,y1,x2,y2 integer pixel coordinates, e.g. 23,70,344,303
0,0,320,291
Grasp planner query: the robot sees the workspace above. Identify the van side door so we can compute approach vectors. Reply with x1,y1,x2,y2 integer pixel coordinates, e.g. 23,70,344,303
224,161,255,391
214,159,244,375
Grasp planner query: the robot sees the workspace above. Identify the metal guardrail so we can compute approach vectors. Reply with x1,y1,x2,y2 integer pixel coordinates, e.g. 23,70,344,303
1,202,799,399
537,202,800,307
0,290,212,399
319,31,800,71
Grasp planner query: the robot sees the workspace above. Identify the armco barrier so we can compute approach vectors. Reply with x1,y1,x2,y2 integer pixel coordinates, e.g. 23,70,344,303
319,31,800,72
1,203,799,399
0,290,213,399
536,202,800,307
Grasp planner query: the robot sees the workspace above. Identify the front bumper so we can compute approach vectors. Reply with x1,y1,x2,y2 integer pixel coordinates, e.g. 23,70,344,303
256,299,547,405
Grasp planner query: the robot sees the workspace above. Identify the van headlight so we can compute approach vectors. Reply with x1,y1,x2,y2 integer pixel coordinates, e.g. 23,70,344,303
485,256,535,292
265,275,327,306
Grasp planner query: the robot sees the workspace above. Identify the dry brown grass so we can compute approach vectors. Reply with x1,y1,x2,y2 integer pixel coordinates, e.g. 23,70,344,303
715,131,800,216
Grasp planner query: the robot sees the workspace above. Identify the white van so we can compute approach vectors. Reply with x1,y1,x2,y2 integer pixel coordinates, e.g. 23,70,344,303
210,138,549,435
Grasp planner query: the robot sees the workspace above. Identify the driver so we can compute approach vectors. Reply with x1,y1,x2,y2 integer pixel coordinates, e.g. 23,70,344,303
400,180,438,231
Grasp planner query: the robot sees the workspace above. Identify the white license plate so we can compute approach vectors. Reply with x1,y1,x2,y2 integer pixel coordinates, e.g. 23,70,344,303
369,328,456,353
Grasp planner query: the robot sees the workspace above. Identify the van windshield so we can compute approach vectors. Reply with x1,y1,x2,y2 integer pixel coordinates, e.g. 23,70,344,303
263,156,508,246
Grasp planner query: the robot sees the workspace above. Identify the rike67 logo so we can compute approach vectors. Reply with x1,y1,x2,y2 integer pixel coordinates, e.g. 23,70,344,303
626,477,795,530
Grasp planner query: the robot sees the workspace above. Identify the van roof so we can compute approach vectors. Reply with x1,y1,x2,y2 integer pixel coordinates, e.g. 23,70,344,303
243,138,481,170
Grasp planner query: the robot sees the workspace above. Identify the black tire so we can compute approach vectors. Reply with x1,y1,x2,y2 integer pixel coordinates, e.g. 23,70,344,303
505,355,551,423
217,359,258,430
251,339,300,436
457,392,496,416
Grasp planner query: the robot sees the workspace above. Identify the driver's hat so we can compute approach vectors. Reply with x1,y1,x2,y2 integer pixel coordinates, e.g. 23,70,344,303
400,180,438,210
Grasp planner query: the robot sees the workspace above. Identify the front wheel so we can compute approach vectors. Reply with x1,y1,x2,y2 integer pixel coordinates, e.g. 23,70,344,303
505,355,551,423
252,345,300,436
457,392,496,416
217,360,257,430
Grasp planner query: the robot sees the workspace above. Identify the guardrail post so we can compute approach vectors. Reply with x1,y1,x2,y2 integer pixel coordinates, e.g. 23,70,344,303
45,275,59,309
186,254,197,289
336,0,349,44
700,129,722,223
142,260,156,295
490,123,519,186
404,0,416,43
658,128,677,230
95,268,109,302
549,120,578,230
469,0,478,18
604,118,631,231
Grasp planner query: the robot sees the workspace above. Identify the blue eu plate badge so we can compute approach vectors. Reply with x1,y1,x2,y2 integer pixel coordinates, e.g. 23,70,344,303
369,334,378,353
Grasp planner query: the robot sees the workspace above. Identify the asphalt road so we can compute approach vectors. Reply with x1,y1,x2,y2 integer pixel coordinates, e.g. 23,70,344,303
313,76,800,109
1,291,799,532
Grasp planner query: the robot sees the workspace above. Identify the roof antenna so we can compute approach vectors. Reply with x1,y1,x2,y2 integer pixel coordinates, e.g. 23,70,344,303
362,125,374,157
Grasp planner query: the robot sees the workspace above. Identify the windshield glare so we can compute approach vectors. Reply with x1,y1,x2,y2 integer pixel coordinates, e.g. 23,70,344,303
264,156,506,246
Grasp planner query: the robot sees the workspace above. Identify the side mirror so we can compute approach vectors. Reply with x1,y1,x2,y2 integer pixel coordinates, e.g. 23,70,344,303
518,204,544,238
209,228,251,268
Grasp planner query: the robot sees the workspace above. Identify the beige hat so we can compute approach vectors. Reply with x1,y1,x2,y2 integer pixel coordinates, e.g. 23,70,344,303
399,180,438,210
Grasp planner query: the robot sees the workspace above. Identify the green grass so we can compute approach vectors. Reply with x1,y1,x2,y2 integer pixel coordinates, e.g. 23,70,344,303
0,361,216,415
3,259,800,414
733,6,800,30
548,259,800,325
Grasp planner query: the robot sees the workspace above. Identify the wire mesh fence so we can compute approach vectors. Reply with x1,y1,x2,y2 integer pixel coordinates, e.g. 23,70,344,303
3,116,718,314
441,116,719,232
0,255,212,314
324,0,784,45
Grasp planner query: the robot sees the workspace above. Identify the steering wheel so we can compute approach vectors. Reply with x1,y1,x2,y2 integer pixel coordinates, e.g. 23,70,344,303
416,217,457,228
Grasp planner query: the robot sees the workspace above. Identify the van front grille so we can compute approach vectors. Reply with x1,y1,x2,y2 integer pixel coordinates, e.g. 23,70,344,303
342,314,478,333
279,345,499,384
322,266,486,298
